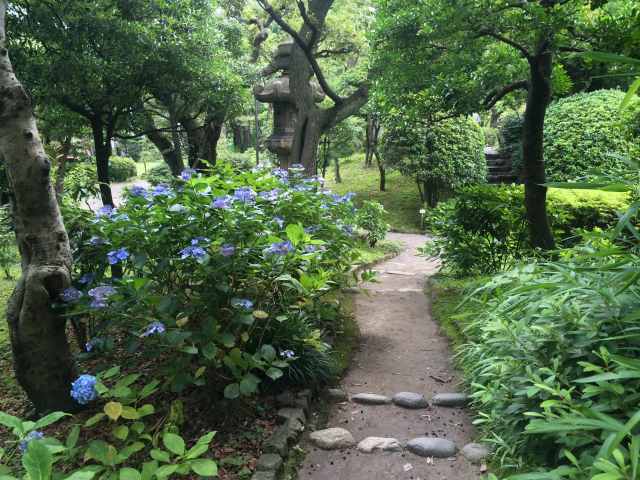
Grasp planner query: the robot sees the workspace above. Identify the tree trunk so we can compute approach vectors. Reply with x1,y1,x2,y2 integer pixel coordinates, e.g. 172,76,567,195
375,151,386,191
521,44,555,250
90,118,114,207
144,113,184,176
334,156,342,183
0,1,77,413
202,118,223,167
168,106,184,170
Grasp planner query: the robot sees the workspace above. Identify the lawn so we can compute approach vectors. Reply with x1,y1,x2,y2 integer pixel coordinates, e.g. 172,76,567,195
323,154,423,233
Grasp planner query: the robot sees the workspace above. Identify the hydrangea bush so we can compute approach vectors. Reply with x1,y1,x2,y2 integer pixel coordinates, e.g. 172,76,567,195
63,164,368,398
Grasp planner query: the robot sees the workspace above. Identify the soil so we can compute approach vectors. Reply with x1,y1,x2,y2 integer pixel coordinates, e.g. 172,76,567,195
299,233,481,480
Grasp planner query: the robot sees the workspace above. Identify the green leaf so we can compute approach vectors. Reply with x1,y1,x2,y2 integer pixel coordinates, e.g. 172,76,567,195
223,383,240,399
260,345,276,362
239,374,260,396
581,51,640,66
33,411,69,430
84,413,106,428
266,367,283,381
119,468,141,480
66,425,81,449
64,471,99,480
85,440,117,467
202,343,218,360
150,449,171,463
113,425,129,441
621,77,640,110
137,404,155,418
0,412,23,434
185,432,216,460
101,366,121,379
154,465,178,479
285,223,306,246
22,440,53,480
190,459,218,477
139,380,160,400
162,433,185,456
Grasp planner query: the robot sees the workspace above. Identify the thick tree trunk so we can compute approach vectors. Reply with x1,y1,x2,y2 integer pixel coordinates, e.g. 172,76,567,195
334,156,342,183
90,120,114,207
144,114,184,176
0,1,77,412
202,118,222,167
521,45,555,250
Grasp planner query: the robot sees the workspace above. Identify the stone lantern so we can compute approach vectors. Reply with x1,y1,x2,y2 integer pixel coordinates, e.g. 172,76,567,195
254,41,324,167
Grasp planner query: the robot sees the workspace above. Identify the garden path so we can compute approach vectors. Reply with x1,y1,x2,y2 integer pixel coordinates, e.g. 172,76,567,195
86,180,150,211
299,233,481,480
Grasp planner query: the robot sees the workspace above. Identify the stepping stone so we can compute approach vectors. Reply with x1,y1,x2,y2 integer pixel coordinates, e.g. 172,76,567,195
392,392,429,409
406,437,457,458
431,393,470,407
327,388,348,402
276,407,306,426
352,393,391,405
357,437,403,453
309,428,355,450
256,453,283,472
461,443,490,464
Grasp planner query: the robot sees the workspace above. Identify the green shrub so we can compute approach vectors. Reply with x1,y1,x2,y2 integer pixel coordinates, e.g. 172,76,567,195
143,163,173,185
424,185,629,276
108,156,138,182
382,115,486,206
457,238,640,477
66,165,369,398
544,90,640,181
217,148,256,170
356,201,389,247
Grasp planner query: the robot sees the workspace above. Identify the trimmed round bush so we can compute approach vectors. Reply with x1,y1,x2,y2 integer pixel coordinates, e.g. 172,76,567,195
143,163,173,185
382,115,486,205
109,156,138,182
544,90,640,181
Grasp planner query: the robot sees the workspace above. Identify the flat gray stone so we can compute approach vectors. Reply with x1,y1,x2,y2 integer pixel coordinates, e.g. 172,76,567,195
357,437,403,453
352,393,391,405
431,393,470,407
392,392,429,409
263,425,290,456
256,453,283,472
461,443,490,464
251,471,276,480
309,428,355,450
327,388,348,402
406,437,457,458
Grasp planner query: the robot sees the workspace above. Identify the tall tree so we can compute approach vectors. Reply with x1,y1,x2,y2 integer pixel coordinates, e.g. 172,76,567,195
0,0,76,412
257,0,370,174
373,0,635,249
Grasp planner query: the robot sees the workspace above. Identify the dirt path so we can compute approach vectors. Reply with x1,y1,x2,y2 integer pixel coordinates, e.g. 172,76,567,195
299,233,481,480
86,179,150,211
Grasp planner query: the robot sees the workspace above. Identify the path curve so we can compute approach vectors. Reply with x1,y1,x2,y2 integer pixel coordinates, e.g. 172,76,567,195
300,233,480,479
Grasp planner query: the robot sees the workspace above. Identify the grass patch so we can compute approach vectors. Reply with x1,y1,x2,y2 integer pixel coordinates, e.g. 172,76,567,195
355,239,403,265
324,154,423,233
429,273,487,348
135,159,163,178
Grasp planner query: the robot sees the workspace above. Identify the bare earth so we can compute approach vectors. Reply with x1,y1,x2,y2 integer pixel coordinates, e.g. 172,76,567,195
299,233,481,480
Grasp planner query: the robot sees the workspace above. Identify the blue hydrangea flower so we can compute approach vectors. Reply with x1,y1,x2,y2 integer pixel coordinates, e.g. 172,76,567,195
220,244,235,257
342,225,355,236
141,321,166,337
265,241,295,256
280,350,295,359
191,237,210,246
304,225,320,234
128,185,148,198
304,245,318,253
211,195,234,209
19,431,44,453
78,273,96,285
96,206,115,218
274,217,285,229
293,184,313,192
107,248,129,265
180,168,197,181
290,163,304,170
258,189,281,202
233,187,256,203
70,374,98,405
179,245,207,260
88,285,117,309
61,287,82,303
272,168,289,182
231,298,254,310
151,184,172,197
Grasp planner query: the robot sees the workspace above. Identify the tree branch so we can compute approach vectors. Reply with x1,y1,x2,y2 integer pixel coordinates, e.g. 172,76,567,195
323,84,369,131
479,30,532,60
483,80,529,109
316,47,354,58
257,0,344,105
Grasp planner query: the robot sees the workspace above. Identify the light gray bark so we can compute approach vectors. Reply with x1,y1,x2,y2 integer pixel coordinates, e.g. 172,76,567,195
0,0,77,412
